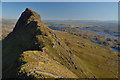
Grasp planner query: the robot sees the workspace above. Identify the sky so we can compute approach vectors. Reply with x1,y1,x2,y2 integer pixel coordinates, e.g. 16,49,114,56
2,2,118,21
1,0,120,2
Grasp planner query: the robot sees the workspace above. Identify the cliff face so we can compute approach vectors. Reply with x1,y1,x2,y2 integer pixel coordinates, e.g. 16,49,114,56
2,8,79,78
2,8,43,78
2,8,118,79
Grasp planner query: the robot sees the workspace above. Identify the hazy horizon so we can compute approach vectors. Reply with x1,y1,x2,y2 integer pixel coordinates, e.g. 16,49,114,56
2,18,118,22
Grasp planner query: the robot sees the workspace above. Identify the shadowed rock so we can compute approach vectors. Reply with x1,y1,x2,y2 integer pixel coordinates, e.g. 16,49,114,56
2,8,44,78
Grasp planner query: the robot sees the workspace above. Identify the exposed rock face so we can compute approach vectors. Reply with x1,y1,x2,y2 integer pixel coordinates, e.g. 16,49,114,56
2,8,78,78
2,8,47,78
2,8,118,79
13,8,41,31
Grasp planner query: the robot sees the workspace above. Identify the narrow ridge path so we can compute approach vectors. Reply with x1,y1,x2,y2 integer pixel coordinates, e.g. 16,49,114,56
34,70,66,78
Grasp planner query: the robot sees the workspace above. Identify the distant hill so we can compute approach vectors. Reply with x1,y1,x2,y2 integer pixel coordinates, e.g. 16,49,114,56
0,18,16,40
2,18,17,26
2,8,118,79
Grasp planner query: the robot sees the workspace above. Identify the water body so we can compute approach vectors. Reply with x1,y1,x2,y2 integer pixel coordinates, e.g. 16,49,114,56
77,27,120,52
76,27,120,39
97,32,119,39
90,40,102,45
93,36,97,38
48,26,119,53
48,26,61,31
90,40,120,53
111,48,120,53
60,24,65,25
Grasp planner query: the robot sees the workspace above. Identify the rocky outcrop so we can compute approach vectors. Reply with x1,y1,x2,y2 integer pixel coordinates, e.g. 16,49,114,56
2,8,79,78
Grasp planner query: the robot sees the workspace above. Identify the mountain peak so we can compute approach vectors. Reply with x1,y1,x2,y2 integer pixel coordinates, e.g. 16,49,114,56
25,8,33,12
13,8,42,31
24,8,40,18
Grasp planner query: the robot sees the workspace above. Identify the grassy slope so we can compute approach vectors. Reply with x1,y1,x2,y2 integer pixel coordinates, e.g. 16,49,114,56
55,30,118,78
19,51,78,78
19,29,118,78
